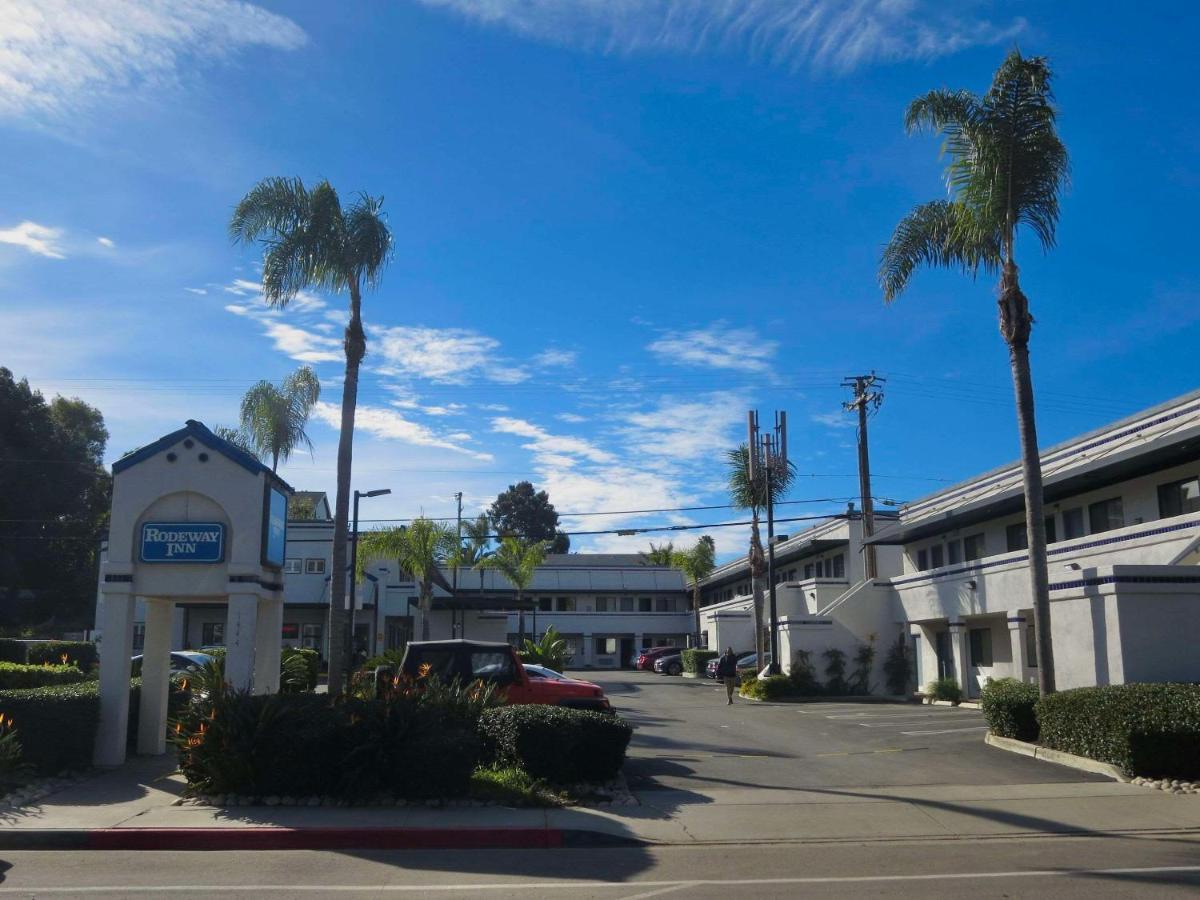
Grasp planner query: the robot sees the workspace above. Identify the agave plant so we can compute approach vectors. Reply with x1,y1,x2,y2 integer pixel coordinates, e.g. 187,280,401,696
519,626,570,673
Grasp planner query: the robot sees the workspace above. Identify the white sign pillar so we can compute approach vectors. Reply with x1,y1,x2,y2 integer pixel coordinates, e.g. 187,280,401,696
137,599,175,755
254,596,284,694
225,592,261,691
94,586,136,767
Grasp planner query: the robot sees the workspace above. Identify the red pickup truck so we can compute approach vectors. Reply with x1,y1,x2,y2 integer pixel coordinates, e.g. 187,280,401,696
399,639,612,712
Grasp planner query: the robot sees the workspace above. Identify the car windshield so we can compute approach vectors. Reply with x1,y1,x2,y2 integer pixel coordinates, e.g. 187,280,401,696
524,665,566,680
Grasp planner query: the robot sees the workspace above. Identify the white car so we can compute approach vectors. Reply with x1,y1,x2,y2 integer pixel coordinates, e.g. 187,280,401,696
130,651,214,678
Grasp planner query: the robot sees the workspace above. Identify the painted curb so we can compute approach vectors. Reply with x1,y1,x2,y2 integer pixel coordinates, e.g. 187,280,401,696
0,827,644,852
984,733,1129,782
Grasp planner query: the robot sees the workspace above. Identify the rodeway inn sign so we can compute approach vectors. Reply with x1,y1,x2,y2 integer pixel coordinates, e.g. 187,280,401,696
140,522,225,563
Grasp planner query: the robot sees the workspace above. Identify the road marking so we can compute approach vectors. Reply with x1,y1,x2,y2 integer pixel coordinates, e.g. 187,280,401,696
826,712,970,719
900,726,990,735
856,720,980,728
6,866,1199,893
814,748,911,757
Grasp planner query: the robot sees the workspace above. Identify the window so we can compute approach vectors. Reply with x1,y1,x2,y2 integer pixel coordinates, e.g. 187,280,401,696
470,651,515,683
832,554,845,578
1045,516,1057,544
538,597,553,612
803,563,814,579
1088,497,1124,535
201,622,224,647
1158,477,1200,519
969,628,993,667
595,597,609,612
638,597,652,612
595,637,618,655
284,558,302,574
963,533,986,561
1006,523,1026,553
556,597,574,612
132,623,145,652
947,540,961,565
620,597,634,612
281,622,299,640
917,549,929,571
1026,622,1038,667
304,558,326,575
1062,507,1085,540
929,545,944,569
301,623,322,651
655,597,671,612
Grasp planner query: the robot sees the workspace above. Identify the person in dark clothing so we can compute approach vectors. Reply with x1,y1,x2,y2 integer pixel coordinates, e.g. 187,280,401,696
716,647,739,705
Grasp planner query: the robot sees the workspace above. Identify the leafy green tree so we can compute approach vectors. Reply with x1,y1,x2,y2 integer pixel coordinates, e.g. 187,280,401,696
673,536,716,645
230,177,391,695
238,366,321,472
358,518,457,642
879,50,1069,694
641,541,675,566
489,481,569,553
726,444,796,664
481,537,548,642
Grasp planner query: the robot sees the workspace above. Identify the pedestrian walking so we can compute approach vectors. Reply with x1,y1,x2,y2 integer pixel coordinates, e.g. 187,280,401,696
716,647,739,705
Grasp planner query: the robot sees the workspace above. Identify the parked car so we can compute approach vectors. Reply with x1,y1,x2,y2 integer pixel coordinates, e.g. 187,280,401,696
523,663,606,693
706,651,754,679
129,651,214,678
635,646,677,671
735,652,772,680
653,653,683,676
400,640,611,712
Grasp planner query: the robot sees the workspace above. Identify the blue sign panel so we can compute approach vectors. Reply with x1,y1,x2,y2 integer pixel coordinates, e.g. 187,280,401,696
140,522,225,563
263,486,288,569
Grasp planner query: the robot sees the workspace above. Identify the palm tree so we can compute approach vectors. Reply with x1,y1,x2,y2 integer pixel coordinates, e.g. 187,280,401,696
213,425,261,460
482,537,547,643
452,513,493,592
641,541,675,566
673,536,716,647
879,50,1069,695
726,444,796,664
238,366,321,472
358,518,457,642
230,177,391,695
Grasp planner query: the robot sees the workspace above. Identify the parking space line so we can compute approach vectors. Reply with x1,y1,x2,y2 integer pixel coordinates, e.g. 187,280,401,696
826,712,971,719
900,726,990,735
856,720,977,728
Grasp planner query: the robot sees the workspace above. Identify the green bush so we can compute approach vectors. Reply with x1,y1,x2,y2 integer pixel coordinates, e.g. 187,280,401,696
849,640,876,695
926,677,962,704
980,678,1040,741
280,647,319,692
27,641,98,671
479,705,632,784
0,661,87,690
682,649,718,675
519,626,570,672
0,714,27,788
1036,683,1200,779
0,681,101,774
823,648,849,695
362,649,406,672
0,640,27,664
740,674,796,700
788,650,823,696
469,766,563,807
883,639,912,696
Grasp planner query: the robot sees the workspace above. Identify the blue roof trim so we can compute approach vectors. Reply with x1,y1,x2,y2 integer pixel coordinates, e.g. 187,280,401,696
112,420,294,492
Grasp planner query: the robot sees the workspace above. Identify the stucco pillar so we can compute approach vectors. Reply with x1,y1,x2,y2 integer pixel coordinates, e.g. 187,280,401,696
634,632,645,654
136,599,175,755
94,588,136,766
948,621,969,688
225,592,260,691
582,633,593,668
253,596,283,695
1008,616,1029,682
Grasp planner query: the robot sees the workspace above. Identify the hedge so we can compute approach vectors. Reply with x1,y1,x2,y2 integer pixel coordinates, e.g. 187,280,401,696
980,678,1040,741
280,647,319,692
0,662,87,690
681,649,718,675
1036,683,1200,779
0,640,27,664
479,705,632,784
739,673,795,700
925,677,962,704
0,682,101,774
27,641,98,671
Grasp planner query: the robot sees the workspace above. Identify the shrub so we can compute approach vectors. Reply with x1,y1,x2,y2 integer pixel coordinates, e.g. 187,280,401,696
883,639,912,696
788,650,823,696
479,705,632,784
682,649,718,675
0,662,87,690
0,640,27,664
980,678,1040,741
27,641,98,672
0,681,101,774
823,648,849,695
926,677,962,704
850,639,876,695
0,714,27,789
280,647,319,692
362,649,406,672
519,627,570,672
469,766,563,807
1036,683,1200,779
740,674,794,700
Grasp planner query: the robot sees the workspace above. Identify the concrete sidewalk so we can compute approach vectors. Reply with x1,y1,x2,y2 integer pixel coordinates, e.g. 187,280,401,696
2,754,1200,849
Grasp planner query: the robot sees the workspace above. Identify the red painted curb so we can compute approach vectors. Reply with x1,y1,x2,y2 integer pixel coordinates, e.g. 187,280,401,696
85,827,565,851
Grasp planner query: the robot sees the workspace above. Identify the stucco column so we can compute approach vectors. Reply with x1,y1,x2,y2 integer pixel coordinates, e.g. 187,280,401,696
253,596,283,695
582,633,593,668
634,632,644,654
225,592,260,691
948,621,969,688
136,598,175,755
94,588,136,766
1008,616,1029,682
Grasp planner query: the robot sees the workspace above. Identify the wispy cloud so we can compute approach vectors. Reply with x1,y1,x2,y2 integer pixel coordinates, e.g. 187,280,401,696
811,411,854,429
416,0,1024,72
647,322,777,374
533,348,577,368
0,0,307,121
556,412,587,424
491,417,615,466
96,236,115,248
623,392,747,461
374,325,529,384
0,221,66,258
312,401,493,461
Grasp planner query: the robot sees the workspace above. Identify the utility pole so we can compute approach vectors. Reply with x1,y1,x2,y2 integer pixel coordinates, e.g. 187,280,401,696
452,491,463,638
842,374,885,580
749,409,788,675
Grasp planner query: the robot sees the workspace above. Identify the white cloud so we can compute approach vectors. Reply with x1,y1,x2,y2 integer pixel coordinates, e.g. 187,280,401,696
260,321,343,363
647,322,777,373
0,0,307,120
623,392,747,461
416,0,1024,73
374,325,529,384
0,221,66,258
556,412,587,424
223,279,263,296
184,287,207,295
491,417,615,465
533,348,577,368
811,411,854,429
313,401,492,461
96,236,115,248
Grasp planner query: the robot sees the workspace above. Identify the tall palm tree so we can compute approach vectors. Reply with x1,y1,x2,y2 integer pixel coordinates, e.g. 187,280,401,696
213,425,261,460
230,178,391,695
673,536,716,647
238,366,321,473
726,444,796,664
482,537,547,643
879,50,1069,695
358,518,458,642
452,513,493,592
641,541,676,566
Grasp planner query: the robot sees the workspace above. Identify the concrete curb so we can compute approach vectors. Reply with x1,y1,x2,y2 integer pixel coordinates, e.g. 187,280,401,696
984,733,1129,782
0,827,644,852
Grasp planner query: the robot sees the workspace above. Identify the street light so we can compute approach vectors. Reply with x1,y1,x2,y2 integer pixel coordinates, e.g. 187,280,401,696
349,488,391,665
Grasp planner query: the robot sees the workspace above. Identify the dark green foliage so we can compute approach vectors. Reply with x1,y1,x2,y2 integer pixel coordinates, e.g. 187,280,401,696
682,649,718,675
280,647,319,692
362,649,406,671
788,650,823,696
0,714,28,788
739,674,795,700
926,677,962,703
0,681,101,773
479,705,632,784
469,766,562,807
519,626,570,672
0,662,86,689
488,481,569,553
849,640,876,695
27,641,98,671
981,678,1040,741
0,640,27,663
1036,684,1200,778
823,648,849,695
883,639,912,696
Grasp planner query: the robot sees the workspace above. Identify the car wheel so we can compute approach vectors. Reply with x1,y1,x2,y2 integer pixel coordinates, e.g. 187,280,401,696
668,663,682,676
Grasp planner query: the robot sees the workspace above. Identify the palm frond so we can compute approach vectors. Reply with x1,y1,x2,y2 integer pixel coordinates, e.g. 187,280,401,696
344,193,392,289
879,201,1001,302
238,367,321,470
725,443,796,514
481,537,548,592
229,177,309,245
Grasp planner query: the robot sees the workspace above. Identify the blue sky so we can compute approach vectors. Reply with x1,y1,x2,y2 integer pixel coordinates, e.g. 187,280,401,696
3,1,1199,559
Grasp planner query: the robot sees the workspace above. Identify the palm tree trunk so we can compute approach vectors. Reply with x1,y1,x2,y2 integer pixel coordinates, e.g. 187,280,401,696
272,450,279,473
420,586,431,642
999,261,1056,695
326,283,367,696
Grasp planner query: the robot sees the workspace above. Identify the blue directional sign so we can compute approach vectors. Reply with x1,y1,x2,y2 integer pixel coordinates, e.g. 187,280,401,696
140,522,225,563
263,486,288,569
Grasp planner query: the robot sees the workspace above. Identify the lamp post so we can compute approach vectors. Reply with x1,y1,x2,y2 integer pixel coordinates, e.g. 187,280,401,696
349,488,390,666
